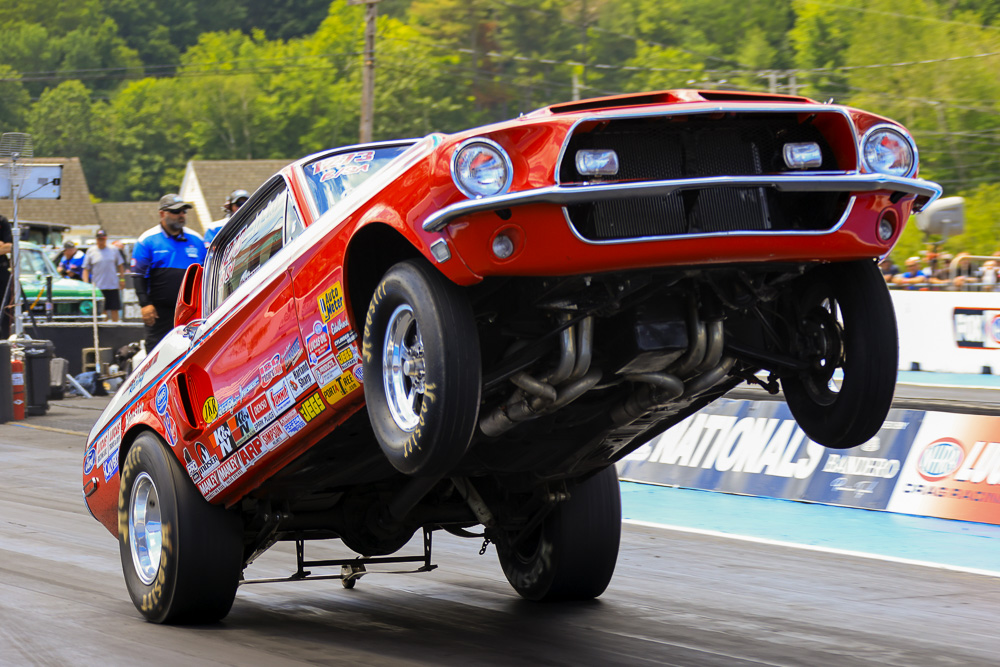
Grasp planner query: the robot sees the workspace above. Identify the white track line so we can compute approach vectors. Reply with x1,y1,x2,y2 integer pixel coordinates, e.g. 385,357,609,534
624,518,1000,579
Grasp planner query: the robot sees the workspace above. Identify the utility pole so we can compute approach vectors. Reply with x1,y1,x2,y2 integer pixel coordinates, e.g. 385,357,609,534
349,0,381,143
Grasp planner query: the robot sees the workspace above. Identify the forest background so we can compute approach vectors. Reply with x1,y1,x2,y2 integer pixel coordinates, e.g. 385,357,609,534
1,0,998,261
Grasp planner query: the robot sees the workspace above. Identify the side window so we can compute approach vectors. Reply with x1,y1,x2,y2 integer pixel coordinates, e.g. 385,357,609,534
285,194,305,244
214,184,286,306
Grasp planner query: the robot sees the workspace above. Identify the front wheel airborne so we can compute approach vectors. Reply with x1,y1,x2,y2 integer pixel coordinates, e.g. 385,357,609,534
363,259,481,477
118,431,243,623
781,259,898,450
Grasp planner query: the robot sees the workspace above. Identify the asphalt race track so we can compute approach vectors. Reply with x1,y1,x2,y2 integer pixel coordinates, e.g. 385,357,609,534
2,393,999,666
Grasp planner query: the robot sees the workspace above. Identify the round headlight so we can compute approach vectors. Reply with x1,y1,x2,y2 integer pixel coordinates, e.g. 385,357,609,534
862,126,915,177
451,138,513,199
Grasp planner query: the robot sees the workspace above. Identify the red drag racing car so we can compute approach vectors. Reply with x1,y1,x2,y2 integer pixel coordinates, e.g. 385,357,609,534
82,89,941,623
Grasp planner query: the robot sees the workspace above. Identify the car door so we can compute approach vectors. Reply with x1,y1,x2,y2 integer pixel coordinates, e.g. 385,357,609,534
175,179,303,499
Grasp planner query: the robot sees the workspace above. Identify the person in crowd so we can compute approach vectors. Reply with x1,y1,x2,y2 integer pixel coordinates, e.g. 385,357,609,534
131,194,206,350
892,256,931,288
82,229,126,322
57,241,85,280
0,215,12,339
879,257,899,283
203,188,249,248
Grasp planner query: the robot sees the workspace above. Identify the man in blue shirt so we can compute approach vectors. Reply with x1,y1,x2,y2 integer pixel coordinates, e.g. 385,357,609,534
57,241,85,280
131,194,206,350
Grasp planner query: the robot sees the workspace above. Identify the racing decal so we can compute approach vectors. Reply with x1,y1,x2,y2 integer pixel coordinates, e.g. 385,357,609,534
241,375,261,399
336,344,358,369
268,378,294,414
917,438,965,481
94,421,123,467
183,448,199,480
102,449,120,482
248,393,272,428
953,308,1000,349
258,421,288,452
202,396,219,423
311,151,375,182
287,361,316,399
198,455,245,501
222,408,255,451
305,320,332,365
352,364,364,385
154,383,169,415
195,442,220,479
164,412,178,448
211,422,237,458
318,281,346,324
329,318,349,336
321,372,361,406
84,446,96,474
314,356,342,386
282,337,303,370
297,392,326,423
334,330,358,349
280,410,307,436
218,394,239,418
125,351,159,396
237,437,266,468
259,354,282,388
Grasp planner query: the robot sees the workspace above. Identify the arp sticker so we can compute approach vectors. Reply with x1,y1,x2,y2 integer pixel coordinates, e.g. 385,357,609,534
155,384,169,415
203,396,219,423
306,320,332,364
237,438,266,469
318,281,346,324
297,392,326,422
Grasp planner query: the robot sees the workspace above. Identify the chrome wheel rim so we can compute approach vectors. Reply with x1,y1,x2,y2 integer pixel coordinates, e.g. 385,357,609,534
382,304,425,432
129,472,162,586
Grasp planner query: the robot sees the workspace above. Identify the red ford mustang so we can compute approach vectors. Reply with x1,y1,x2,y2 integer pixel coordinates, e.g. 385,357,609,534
82,89,941,623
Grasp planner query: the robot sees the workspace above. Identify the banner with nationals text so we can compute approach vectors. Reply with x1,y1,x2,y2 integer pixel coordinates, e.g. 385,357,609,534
617,398,1000,525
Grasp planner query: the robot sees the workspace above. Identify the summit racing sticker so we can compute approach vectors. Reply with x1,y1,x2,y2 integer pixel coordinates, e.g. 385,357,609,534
318,281,345,324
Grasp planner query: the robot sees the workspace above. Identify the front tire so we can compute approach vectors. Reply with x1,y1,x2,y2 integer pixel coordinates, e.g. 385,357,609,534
497,466,622,602
782,260,898,449
363,259,481,477
118,431,243,623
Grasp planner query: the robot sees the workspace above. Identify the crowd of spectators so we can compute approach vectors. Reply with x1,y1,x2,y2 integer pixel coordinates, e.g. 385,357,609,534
880,250,1000,290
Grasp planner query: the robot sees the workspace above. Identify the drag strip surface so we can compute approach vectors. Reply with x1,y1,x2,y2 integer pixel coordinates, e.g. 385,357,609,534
1,407,999,666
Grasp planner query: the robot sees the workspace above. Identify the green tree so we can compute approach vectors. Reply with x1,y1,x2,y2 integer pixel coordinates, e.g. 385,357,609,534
0,65,31,132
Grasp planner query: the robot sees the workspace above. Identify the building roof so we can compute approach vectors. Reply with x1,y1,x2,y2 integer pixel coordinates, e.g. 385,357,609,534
0,157,100,228
180,159,291,233
94,201,160,238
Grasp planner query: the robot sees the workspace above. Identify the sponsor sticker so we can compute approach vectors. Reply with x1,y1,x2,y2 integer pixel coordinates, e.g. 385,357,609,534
282,337,303,369
259,353,282,388
280,411,307,435
321,372,361,406
297,392,326,422
287,361,316,399
318,282,346,324
259,422,288,451
155,384,169,415
202,396,219,423
269,378,294,413
334,330,358,349
248,394,272,427
315,356,342,386
306,320,332,364
237,437,266,468
211,422,237,458
352,364,364,385
337,345,357,368
102,449,120,481
84,446,96,474
215,455,245,488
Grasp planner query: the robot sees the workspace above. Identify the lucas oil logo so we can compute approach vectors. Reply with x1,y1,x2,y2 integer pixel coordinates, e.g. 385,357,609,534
318,282,345,324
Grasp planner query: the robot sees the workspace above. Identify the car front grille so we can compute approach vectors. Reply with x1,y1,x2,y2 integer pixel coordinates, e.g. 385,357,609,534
558,112,851,241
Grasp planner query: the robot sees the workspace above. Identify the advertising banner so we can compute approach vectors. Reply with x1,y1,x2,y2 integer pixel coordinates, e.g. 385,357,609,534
619,399,924,513
887,412,1000,524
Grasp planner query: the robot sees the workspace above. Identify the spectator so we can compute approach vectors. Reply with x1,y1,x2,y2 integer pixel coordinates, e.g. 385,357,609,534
203,188,250,248
131,194,206,351
981,259,999,289
57,241,85,280
82,229,126,322
892,256,931,288
879,257,899,282
0,215,11,339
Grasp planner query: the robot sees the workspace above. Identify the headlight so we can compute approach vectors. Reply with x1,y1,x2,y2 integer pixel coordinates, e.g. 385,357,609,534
861,126,915,177
451,138,513,199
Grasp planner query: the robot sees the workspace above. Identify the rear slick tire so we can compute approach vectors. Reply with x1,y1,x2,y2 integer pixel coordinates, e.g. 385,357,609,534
498,466,622,602
118,431,243,624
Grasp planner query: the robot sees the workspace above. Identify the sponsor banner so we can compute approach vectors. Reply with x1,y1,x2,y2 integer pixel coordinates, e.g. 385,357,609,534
620,400,922,512
887,412,1000,524
892,290,1000,373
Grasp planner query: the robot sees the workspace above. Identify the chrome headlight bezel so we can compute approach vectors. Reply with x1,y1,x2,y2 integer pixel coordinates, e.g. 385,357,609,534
450,138,513,200
860,124,918,178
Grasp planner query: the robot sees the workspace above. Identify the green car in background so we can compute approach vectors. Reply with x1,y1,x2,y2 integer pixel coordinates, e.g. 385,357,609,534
18,242,104,320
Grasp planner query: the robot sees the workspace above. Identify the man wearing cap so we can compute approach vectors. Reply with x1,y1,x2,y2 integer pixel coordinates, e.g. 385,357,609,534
131,194,206,350
57,241,85,280
82,229,126,321
203,189,249,248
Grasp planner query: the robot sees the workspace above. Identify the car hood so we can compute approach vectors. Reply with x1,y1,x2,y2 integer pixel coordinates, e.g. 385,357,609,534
20,274,104,299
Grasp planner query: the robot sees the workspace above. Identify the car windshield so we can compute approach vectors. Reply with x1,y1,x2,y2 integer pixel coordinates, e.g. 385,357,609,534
20,247,57,276
302,144,412,218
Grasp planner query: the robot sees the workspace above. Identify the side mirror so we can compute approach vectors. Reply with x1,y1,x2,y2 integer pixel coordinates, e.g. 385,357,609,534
174,263,203,327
